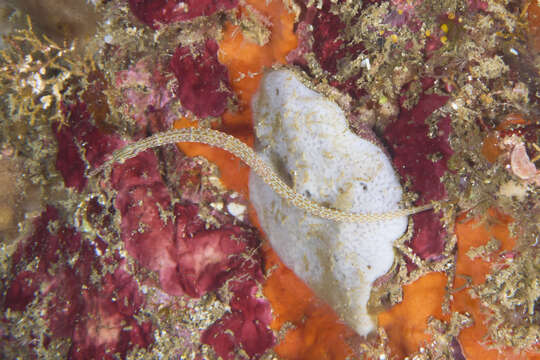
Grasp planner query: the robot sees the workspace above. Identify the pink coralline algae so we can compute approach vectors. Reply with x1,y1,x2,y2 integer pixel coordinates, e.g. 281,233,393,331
128,0,238,29
171,204,259,297
69,270,153,359
383,88,452,261
110,152,259,297
170,39,232,118
109,147,275,357
4,206,153,359
115,60,176,130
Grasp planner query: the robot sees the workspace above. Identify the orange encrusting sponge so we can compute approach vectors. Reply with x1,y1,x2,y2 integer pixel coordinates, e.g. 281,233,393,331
378,272,449,357
451,210,533,360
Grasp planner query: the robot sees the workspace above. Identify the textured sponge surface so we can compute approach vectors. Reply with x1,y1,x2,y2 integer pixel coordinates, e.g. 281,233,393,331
250,69,408,336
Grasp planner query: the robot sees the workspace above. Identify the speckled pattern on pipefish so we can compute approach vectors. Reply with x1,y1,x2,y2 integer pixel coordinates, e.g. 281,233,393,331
90,127,435,223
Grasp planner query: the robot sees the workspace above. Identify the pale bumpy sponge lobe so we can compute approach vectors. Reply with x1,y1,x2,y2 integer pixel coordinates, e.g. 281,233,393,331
250,69,408,336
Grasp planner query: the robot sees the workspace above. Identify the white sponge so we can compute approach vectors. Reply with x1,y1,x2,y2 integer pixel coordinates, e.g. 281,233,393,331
250,69,407,336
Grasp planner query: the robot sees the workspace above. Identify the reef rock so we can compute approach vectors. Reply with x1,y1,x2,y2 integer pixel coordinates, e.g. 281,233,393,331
250,69,408,336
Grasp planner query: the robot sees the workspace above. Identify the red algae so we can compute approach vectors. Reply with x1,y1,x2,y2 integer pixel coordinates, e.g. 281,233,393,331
54,102,125,192
383,92,452,260
202,279,275,359
310,9,345,75
4,206,153,358
170,39,232,119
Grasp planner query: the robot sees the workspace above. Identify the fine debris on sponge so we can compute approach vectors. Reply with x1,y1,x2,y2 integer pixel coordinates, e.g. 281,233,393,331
249,69,408,336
